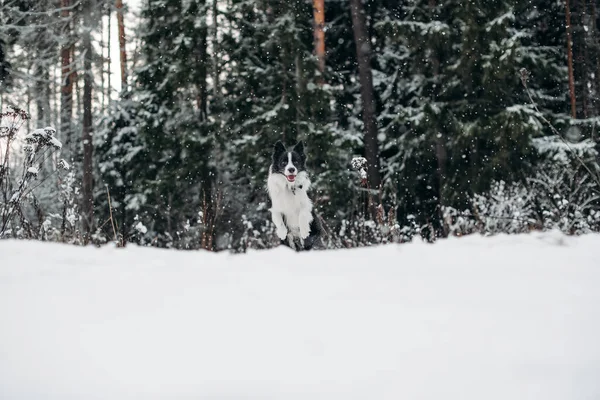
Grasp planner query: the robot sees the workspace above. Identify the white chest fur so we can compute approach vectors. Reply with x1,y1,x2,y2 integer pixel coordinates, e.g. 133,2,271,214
267,170,314,240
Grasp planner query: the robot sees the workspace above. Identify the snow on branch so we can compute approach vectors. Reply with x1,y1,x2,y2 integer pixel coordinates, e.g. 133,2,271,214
24,127,62,150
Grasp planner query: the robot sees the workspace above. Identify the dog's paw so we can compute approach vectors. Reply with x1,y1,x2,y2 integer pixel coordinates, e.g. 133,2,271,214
299,224,311,240
276,226,288,240
286,234,303,251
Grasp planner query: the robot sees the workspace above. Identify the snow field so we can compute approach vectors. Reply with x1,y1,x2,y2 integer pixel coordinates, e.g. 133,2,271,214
0,231,599,399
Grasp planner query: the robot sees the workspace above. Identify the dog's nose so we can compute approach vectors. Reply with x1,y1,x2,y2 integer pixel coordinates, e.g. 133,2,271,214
288,167,296,174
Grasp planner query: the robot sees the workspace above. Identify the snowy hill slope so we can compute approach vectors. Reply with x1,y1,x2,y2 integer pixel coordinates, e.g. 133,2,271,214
1,232,599,400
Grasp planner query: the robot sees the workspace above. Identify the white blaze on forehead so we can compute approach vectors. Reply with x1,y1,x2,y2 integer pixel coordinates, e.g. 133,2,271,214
285,152,296,175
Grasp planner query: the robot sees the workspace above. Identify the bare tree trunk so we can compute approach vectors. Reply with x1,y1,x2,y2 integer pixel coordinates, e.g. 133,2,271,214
433,88,448,234
313,0,325,75
210,0,222,249
565,0,577,118
100,7,105,109
35,63,46,126
579,0,590,118
44,69,51,126
592,0,600,119
349,0,381,195
428,0,448,235
60,0,73,159
82,0,94,239
107,1,112,101
0,39,8,92
212,0,220,97
195,0,212,250
33,1,51,129
51,64,58,133
116,0,127,90
34,54,52,177
26,76,31,133
73,5,81,132
195,0,208,120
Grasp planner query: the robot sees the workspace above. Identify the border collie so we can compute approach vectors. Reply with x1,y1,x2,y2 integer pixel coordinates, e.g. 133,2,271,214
267,140,322,251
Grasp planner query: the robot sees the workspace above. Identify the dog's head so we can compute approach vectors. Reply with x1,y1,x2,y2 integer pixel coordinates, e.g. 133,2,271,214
271,140,306,183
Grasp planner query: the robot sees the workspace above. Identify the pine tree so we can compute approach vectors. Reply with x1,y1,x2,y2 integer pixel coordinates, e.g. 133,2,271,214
98,0,217,248
373,0,569,233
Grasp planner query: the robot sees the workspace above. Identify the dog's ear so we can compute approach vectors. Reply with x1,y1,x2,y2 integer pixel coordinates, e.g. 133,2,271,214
273,141,286,162
294,141,306,163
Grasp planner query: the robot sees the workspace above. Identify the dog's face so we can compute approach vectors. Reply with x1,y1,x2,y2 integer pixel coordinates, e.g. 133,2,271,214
271,141,306,183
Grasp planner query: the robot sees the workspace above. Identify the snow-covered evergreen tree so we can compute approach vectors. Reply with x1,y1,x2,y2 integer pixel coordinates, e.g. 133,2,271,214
97,0,217,248
373,0,595,235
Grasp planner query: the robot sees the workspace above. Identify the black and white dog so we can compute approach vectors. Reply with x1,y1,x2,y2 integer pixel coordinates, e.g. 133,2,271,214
267,141,322,251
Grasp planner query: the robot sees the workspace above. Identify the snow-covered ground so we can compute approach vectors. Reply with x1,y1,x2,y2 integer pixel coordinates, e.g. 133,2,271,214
1,231,599,400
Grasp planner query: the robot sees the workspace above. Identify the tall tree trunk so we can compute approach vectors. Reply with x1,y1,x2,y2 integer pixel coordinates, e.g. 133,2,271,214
195,0,212,249
0,39,8,91
73,2,81,134
116,0,127,90
565,0,577,118
212,0,220,97
60,0,73,159
33,1,51,128
82,0,94,239
34,63,46,126
428,0,448,235
579,0,590,118
107,1,112,101
592,0,600,120
313,0,325,75
349,0,381,195
195,0,208,120
100,7,105,108
26,82,31,134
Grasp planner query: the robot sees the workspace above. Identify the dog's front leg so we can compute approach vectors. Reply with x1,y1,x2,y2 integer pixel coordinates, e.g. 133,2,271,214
271,211,288,240
298,210,313,239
